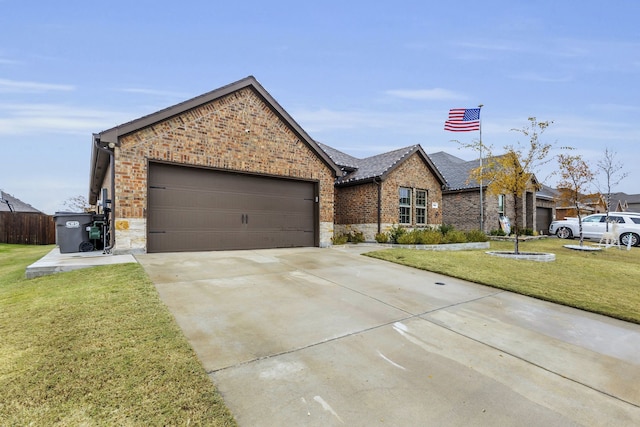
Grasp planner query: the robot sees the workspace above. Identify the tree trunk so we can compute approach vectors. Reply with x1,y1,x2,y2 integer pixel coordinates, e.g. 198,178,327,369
513,193,520,254
575,201,584,246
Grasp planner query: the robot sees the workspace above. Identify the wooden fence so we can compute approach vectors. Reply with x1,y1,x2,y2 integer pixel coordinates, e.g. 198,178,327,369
0,212,56,245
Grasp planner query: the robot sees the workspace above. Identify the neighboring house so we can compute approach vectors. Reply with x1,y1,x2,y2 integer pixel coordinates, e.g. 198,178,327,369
608,192,640,213
0,190,43,213
554,189,606,220
89,76,341,254
318,143,446,241
535,184,556,234
429,152,537,234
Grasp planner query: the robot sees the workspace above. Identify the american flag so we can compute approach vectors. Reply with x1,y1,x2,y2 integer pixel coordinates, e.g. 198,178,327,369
444,108,480,132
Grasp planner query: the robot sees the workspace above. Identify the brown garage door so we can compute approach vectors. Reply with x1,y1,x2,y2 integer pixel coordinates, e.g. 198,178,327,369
536,207,552,235
147,163,318,252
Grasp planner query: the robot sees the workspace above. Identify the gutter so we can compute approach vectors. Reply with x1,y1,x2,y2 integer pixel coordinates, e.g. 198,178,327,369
92,134,116,253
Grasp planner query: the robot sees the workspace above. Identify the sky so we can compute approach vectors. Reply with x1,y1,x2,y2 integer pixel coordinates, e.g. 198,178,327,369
1,1,639,214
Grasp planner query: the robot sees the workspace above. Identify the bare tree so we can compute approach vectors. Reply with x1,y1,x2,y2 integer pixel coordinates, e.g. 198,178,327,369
556,154,595,246
62,195,90,212
596,148,628,229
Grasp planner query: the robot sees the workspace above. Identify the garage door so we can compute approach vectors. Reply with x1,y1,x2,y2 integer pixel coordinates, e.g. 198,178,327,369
536,207,552,235
147,163,317,252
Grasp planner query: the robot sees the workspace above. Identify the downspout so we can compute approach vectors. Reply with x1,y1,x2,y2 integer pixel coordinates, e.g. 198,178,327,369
375,177,382,235
93,135,116,253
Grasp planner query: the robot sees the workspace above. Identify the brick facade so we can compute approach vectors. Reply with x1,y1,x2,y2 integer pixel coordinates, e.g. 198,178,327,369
335,152,443,241
106,87,336,253
443,190,536,233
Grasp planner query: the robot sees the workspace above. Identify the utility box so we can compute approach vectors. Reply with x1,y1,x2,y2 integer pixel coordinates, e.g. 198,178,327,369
53,212,94,253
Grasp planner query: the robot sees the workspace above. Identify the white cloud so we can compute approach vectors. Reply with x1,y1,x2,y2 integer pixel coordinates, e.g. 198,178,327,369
453,41,523,52
385,88,467,101
117,87,190,98
0,78,75,93
293,107,445,133
508,72,572,83
0,57,20,65
0,103,131,135
587,103,640,113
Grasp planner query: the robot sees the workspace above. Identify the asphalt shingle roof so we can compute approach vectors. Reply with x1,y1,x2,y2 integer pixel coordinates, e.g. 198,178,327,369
317,143,433,185
428,151,481,190
0,190,43,213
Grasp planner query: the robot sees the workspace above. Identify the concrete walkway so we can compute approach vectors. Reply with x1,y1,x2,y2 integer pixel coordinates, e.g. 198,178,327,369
136,246,640,426
25,247,137,278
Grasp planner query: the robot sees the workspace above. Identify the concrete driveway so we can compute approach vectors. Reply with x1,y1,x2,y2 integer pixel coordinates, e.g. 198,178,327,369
136,246,640,426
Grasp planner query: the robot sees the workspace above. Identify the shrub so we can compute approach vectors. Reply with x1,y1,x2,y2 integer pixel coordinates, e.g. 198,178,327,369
389,224,406,244
465,229,489,242
396,232,417,245
442,230,467,244
331,234,348,245
349,231,365,244
375,232,389,243
438,223,456,235
520,228,534,236
489,229,506,236
415,228,443,244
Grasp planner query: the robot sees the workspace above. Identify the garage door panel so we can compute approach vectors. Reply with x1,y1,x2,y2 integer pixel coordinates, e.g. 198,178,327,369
536,207,552,235
148,163,317,252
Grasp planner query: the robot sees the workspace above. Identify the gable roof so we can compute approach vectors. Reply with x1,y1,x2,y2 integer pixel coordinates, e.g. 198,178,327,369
428,151,481,191
536,183,558,201
608,192,640,211
0,190,43,213
429,151,541,193
89,76,341,204
317,143,446,187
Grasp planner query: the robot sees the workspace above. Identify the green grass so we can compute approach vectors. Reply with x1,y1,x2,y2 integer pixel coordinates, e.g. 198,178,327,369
365,238,640,324
0,244,237,426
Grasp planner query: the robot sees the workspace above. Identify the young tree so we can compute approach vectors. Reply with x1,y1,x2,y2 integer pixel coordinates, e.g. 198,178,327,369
596,148,628,228
556,154,595,246
469,117,553,254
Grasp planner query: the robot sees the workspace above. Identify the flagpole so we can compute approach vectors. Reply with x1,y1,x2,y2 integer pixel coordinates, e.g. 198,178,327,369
478,104,484,232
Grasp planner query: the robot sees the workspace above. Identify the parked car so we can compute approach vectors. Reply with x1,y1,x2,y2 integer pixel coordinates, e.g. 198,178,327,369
549,212,640,246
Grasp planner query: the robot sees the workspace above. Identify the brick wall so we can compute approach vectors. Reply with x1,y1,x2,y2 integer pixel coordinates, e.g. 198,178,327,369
335,182,378,224
382,153,443,226
443,189,536,233
112,87,336,252
334,152,443,240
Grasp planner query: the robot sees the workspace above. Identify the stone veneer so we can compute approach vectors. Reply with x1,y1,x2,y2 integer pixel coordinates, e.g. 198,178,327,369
104,87,336,253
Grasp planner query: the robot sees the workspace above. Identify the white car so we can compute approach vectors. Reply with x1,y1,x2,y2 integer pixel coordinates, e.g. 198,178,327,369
549,212,640,246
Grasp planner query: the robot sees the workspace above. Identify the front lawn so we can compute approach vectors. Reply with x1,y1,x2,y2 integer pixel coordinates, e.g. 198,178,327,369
0,244,236,426
365,238,640,324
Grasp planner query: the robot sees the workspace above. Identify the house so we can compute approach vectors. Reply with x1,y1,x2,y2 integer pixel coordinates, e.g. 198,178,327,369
89,76,341,254
608,192,640,213
429,152,538,234
554,189,606,220
318,143,446,241
534,184,556,234
0,190,43,213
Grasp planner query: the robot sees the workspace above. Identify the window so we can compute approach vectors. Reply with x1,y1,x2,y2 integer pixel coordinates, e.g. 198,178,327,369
399,187,411,224
583,215,603,223
603,216,624,223
498,194,505,216
415,190,427,225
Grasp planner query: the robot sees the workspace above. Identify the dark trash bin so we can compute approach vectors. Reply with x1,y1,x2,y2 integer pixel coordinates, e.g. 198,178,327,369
53,212,94,253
